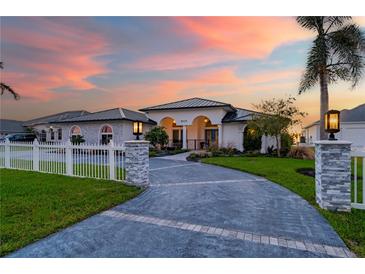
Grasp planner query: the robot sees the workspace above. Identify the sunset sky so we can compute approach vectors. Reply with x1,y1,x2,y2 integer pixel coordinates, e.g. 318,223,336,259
1,16,365,127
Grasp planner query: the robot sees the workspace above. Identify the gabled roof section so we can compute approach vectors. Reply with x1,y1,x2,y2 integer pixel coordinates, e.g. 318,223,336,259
0,119,27,133
222,108,259,123
55,108,156,125
140,97,235,111
23,110,89,126
304,103,365,129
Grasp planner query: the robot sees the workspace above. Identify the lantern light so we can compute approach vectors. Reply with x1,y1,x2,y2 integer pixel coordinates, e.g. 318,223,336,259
324,110,340,140
133,121,143,140
204,118,209,123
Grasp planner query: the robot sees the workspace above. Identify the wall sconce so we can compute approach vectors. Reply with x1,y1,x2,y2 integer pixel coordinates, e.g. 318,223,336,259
133,121,143,140
204,118,209,123
324,110,340,140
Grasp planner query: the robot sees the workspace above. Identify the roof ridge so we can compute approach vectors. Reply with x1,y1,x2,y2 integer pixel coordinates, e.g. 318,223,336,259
119,108,126,118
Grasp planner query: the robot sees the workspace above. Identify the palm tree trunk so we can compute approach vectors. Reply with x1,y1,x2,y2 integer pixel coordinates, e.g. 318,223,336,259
319,69,329,140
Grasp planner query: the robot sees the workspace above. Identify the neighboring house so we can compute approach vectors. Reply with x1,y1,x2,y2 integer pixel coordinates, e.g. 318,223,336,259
1,97,278,151
140,97,276,152
52,108,156,144
0,119,27,137
303,103,365,149
23,110,90,142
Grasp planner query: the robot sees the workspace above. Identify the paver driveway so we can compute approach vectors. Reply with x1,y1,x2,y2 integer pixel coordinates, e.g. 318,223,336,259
8,158,352,258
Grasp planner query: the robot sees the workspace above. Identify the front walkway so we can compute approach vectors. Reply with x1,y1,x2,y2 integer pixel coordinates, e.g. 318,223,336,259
8,158,353,257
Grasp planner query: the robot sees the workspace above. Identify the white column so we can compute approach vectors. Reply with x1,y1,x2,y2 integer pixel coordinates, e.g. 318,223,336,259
65,140,73,176
5,139,10,168
217,124,223,147
182,126,187,149
33,139,40,171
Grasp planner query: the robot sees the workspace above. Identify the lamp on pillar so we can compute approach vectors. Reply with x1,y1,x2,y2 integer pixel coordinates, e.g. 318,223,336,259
324,110,340,141
133,121,143,140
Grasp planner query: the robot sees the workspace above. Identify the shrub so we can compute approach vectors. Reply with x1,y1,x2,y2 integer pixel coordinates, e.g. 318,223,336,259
144,126,169,150
287,146,314,160
70,135,85,145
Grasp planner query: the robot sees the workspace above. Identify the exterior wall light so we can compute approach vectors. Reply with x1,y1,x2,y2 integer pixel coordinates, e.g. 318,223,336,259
133,121,143,140
324,110,340,140
204,118,209,123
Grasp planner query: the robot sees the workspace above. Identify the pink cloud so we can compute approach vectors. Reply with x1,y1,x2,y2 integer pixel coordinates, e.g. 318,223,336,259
2,18,109,101
127,17,311,71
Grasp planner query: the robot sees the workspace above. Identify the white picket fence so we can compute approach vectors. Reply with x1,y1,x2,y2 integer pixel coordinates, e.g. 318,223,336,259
0,140,125,181
351,150,365,210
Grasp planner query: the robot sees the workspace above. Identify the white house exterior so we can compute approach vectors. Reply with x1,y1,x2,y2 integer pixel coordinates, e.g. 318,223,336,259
2,97,278,152
140,97,276,152
303,103,365,149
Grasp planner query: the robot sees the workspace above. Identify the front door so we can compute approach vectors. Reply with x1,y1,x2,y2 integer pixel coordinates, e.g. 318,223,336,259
205,129,218,146
172,129,183,148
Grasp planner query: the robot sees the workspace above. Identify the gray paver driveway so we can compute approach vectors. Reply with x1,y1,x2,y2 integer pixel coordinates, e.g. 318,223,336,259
8,158,352,258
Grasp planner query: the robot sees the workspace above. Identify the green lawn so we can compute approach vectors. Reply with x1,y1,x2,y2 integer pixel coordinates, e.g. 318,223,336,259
202,156,365,257
0,168,141,256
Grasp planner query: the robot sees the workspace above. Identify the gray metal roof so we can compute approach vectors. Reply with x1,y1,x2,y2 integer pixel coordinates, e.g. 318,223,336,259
0,119,27,133
55,108,156,124
24,110,89,126
222,108,259,123
304,103,365,128
140,97,235,111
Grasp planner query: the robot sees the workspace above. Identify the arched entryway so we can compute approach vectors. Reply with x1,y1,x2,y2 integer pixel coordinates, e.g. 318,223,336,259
159,117,182,148
189,116,219,150
243,125,262,152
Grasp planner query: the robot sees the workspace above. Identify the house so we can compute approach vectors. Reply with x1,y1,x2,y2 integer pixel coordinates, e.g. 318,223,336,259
303,103,365,149
52,108,156,144
1,97,277,151
0,119,27,137
140,97,276,152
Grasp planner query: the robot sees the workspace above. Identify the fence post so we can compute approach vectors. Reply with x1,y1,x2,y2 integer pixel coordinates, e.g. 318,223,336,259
33,139,39,171
315,140,352,212
66,140,73,176
5,139,10,168
108,140,115,180
125,140,149,186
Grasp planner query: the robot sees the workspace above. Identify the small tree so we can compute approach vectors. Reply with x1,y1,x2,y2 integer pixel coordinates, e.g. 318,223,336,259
0,61,20,100
144,126,169,150
70,135,85,145
248,97,306,157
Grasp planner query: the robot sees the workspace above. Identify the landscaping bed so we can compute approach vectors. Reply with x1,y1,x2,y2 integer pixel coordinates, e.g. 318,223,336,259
202,156,365,257
0,169,142,256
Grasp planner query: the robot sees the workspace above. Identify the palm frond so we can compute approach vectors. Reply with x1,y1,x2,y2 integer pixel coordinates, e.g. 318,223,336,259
1,83,20,100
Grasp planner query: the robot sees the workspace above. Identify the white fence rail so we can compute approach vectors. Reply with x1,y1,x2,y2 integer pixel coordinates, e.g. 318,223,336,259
351,150,365,210
0,140,125,181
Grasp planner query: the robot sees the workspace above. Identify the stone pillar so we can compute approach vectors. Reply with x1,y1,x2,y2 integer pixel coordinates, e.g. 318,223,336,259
182,126,187,149
125,140,149,187
217,124,223,147
315,140,352,212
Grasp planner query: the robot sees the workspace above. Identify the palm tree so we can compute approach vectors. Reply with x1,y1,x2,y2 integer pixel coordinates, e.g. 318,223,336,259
0,61,20,100
297,17,365,139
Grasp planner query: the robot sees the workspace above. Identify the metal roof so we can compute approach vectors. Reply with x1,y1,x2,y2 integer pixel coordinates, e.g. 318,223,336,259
222,108,259,123
0,119,27,133
23,110,89,126
304,103,365,129
55,108,156,125
140,97,235,111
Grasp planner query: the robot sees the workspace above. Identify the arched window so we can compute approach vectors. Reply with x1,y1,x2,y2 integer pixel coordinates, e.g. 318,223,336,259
100,125,113,144
49,128,55,140
70,126,81,136
40,130,47,142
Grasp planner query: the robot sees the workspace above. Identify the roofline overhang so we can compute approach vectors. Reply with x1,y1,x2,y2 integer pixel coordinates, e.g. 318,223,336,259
51,118,157,125
140,104,236,112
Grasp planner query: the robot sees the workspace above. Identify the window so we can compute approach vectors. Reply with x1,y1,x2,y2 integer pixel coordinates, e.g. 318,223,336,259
40,130,47,142
172,129,182,143
50,128,55,140
57,129,62,140
100,125,113,144
70,126,81,136
205,129,218,145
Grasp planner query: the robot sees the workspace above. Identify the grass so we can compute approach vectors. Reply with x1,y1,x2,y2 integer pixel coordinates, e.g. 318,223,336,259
202,156,365,257
0,168,141,256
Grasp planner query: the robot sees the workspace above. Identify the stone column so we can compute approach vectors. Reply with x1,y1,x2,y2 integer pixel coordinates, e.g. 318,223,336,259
182,126,187,149
125,140,149,187
315,140,352,212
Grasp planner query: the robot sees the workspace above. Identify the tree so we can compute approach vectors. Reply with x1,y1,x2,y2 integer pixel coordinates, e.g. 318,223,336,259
248,97,306,157
70,135,85,145
144,126,169,150
0,62,20,100
296,16,365,139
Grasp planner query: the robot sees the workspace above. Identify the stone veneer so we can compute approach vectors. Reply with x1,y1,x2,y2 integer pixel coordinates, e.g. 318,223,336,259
125,140,150,187
315,140,352,212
